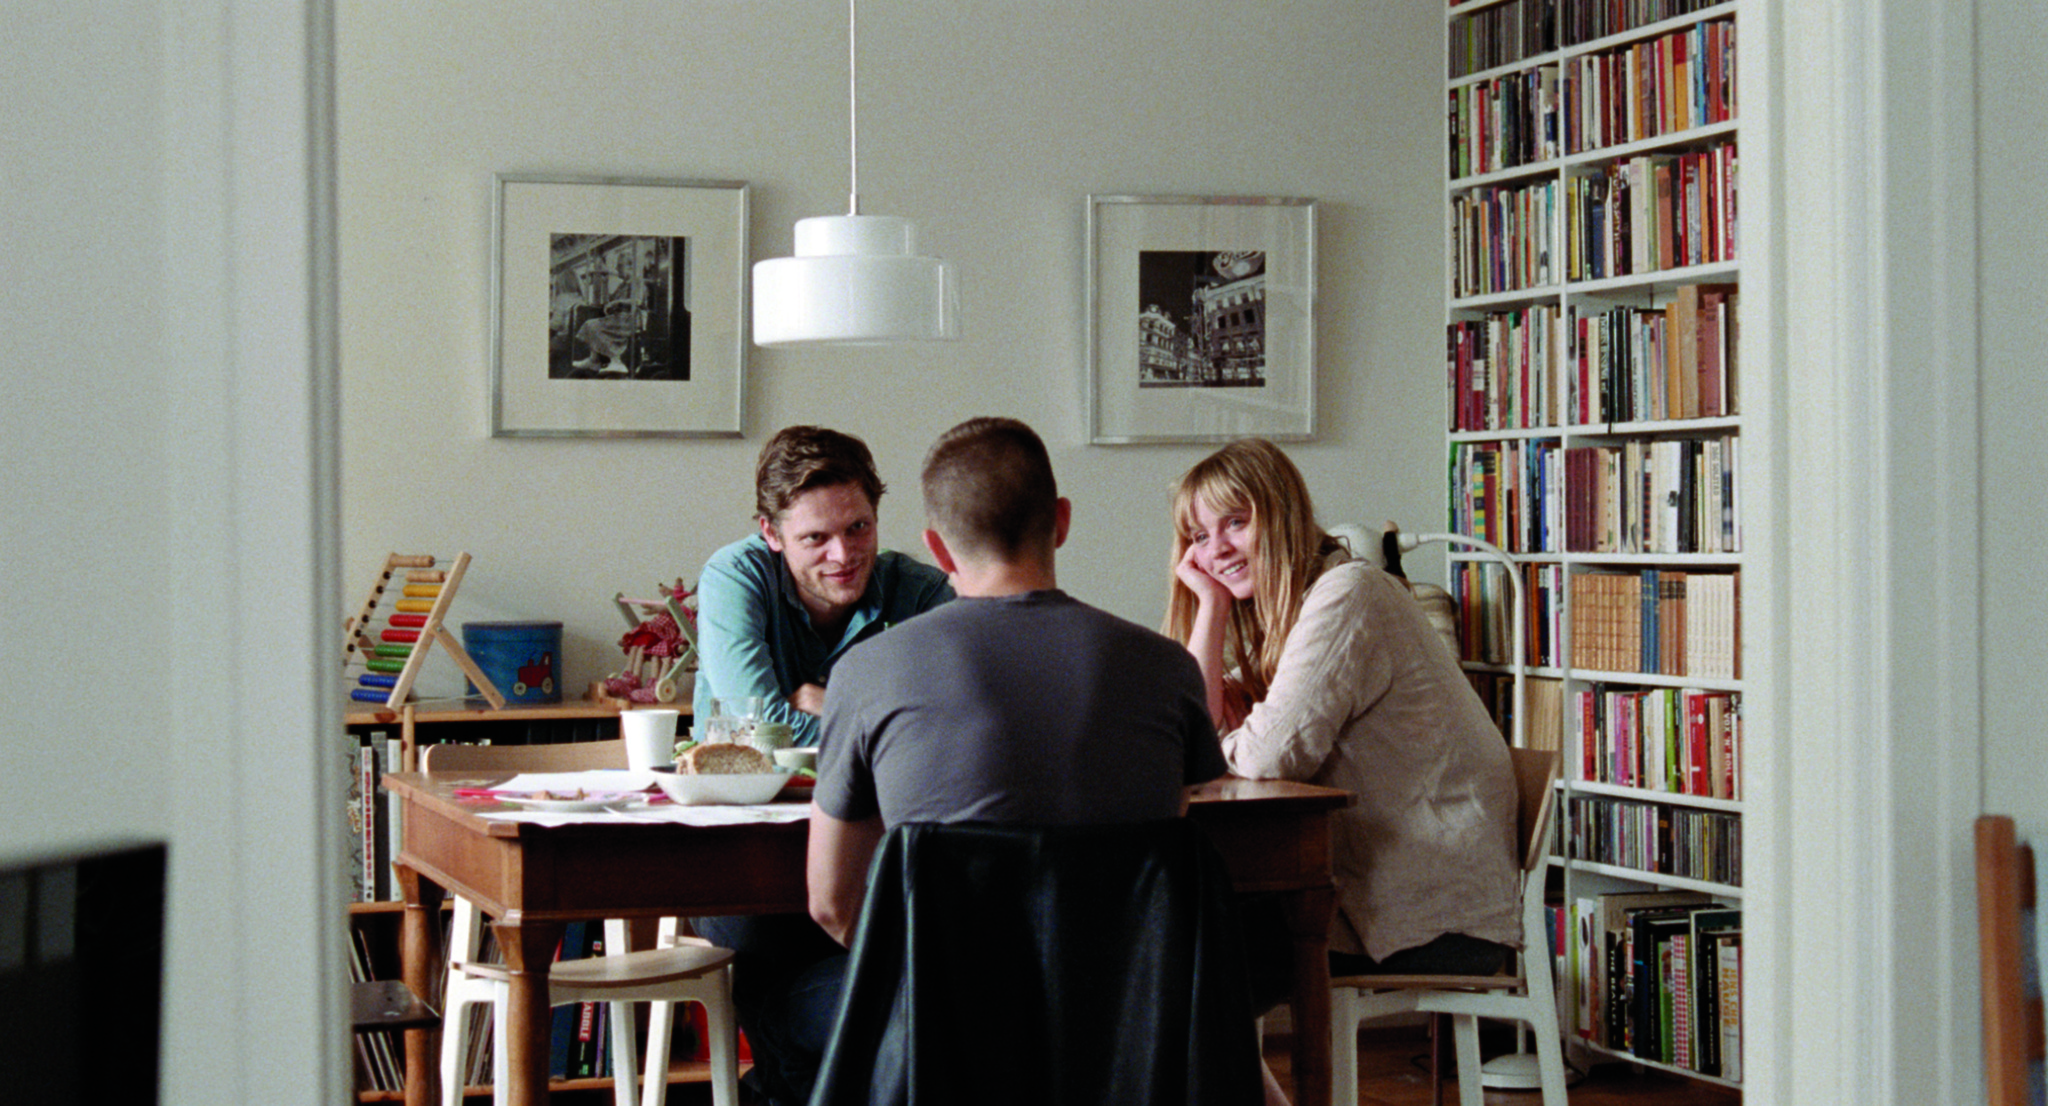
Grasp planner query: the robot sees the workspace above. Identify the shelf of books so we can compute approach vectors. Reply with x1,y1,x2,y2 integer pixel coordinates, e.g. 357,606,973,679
1445,0,1746,1090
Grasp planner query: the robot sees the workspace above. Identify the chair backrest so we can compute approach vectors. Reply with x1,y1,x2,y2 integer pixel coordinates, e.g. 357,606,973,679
1508,747,1561,875
420,738,628,774
1976,814,2044,1106
812,819,1264,1106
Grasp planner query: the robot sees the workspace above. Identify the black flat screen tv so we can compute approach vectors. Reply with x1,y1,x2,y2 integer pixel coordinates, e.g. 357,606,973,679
0,840,167,1106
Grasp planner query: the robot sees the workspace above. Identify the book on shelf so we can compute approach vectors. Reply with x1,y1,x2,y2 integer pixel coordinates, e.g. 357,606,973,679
1448,0,1559,80
1467,672,1566,753
1568,569,1740,676
348,926,404,1095
548,921,596,1080
377,733,402,901
345,732,368,903
358,741,378,903
1715,932,1743,1081
1568,793,1741,884
1636,908,1699,1061
1683,571,1740,679
1571,897,1601,1040
1448,439,1564,555
1593,891,1713,1051
1590,891,1734,1063
1564,19,1734,152
574,928,612,1079
1451,179,1559,298
1688,908,1742,1075
1565,144,1736,282
1447,305,1561,433
1574,683,1739,797
1568,303,1680,426
1447,67,1562,178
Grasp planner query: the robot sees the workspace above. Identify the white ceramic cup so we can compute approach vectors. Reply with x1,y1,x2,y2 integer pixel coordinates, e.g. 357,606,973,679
620,708,681,770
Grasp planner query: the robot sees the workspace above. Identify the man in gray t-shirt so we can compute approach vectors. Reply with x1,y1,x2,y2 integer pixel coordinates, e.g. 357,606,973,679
815,588,1222,827
807,417,1226,946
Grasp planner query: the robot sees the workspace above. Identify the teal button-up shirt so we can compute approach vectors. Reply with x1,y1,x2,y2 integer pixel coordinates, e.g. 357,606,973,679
692,533,952,746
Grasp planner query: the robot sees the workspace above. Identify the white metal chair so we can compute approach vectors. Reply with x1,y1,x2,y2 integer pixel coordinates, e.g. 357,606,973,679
1328,747,1567,1106
424,740,739,1106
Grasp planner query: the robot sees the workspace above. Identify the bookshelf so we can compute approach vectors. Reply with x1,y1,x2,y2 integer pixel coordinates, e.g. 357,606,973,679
1443,0,1745,1090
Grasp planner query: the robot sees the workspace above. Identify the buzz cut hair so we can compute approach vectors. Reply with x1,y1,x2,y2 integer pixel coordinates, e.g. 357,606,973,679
754,425,886,522
920,417,1058,559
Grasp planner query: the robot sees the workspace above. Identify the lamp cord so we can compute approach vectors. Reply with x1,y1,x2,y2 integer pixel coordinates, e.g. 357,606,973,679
847,0,860,216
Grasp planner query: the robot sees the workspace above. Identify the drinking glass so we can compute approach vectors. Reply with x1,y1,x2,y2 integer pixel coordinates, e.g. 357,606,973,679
709,696,764,744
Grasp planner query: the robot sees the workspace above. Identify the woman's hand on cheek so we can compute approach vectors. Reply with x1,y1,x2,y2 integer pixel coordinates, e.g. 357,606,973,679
1176,544,1233,608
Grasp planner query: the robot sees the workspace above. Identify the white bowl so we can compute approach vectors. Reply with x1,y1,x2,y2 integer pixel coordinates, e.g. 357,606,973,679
772,747,817,771
654,771,790,806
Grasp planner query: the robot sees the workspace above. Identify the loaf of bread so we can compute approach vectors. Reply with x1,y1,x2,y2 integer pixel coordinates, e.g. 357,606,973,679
682,742,772,775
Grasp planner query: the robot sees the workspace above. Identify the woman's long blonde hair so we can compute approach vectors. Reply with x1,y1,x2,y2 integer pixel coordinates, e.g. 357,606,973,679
1164,438,1345,702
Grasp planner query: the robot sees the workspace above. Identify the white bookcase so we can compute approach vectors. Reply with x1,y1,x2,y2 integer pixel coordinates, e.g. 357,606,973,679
1442,0,1747,1089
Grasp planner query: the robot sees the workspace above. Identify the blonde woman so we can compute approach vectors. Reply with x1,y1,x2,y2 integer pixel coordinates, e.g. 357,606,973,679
1166,438,1520,977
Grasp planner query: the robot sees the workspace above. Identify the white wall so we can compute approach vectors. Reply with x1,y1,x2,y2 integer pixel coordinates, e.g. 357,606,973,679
3,0,173,847
336,0,1449,694
1978,0,2048,823
2,2,342,1103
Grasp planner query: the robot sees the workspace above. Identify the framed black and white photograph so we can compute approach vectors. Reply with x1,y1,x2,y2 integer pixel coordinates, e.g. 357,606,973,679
1086,194,1317,444
491,175,748,437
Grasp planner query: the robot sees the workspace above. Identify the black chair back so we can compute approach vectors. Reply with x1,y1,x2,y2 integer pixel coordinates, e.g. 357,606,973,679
812,819,1263,1106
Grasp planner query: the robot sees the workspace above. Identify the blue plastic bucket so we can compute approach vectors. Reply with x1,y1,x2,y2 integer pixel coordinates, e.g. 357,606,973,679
461,620,563,703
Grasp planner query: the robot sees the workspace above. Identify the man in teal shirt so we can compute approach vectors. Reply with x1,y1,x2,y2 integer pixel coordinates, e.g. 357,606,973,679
691,425,951,1105
693,425,953,747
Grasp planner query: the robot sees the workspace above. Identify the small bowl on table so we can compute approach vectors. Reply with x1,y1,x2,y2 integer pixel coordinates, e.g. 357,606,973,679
772,747,817,773
653,771,790,806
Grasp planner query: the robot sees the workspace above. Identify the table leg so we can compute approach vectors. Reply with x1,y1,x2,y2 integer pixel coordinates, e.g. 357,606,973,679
395,865,445,1106
495,916,566,1106
1284,883,1337,1106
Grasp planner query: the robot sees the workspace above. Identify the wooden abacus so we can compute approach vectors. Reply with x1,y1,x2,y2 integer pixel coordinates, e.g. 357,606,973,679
343,552,507,710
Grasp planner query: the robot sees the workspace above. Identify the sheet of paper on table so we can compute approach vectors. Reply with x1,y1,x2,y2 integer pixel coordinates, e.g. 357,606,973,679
473,768,811,827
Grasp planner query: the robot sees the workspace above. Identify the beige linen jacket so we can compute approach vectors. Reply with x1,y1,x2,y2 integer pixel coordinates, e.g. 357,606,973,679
1221,557,1521,961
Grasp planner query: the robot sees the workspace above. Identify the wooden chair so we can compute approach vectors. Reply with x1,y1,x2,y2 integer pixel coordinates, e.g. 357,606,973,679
423,740,738,1106
1328,747,1566,1106
1977,814,2044,1106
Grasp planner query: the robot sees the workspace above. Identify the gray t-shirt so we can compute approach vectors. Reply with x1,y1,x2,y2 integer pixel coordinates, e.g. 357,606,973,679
815,590,1225,826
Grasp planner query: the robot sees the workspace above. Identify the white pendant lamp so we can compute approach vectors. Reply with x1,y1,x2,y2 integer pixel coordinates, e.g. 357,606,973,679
752,0,960,347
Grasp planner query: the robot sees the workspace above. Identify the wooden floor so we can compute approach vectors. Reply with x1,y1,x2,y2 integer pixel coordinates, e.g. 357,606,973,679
1267,1029,1741,1106
591,1028,1743,1106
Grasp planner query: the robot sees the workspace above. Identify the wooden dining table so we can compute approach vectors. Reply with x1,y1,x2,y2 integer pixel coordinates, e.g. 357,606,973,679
385,771,1351,1106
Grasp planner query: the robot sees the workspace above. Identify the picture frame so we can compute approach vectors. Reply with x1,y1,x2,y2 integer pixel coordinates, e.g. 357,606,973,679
491,174,749,438
1085,194,1317,445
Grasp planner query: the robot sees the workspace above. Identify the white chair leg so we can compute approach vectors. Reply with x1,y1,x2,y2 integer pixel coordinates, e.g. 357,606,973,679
440,975,496,1106
640,998,677,1106
602,919,640,1106
704,968,740,1106
440,896,486,1106
1449,1013,1484,1106
639,915,685,1106
608,996,641,1106
1328,988,1360,1106
488,979,512,1106
438,989,470,1106
1533,1019,1569,1106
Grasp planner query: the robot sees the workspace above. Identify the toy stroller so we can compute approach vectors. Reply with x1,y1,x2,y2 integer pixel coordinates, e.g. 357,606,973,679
602,578,699,703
